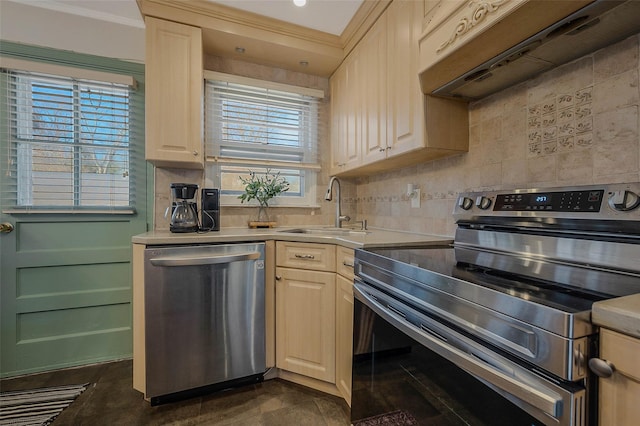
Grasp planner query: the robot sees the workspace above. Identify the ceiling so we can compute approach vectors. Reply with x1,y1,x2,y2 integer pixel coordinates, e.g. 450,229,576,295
9,0,371,76
211,1,363,36
9,0,363,35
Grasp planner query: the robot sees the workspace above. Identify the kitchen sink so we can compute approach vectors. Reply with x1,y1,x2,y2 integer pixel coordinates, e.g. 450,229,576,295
277,227,369,235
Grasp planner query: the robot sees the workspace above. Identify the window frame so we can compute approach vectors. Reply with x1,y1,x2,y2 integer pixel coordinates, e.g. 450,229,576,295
203,71,323,208
1,58,139,214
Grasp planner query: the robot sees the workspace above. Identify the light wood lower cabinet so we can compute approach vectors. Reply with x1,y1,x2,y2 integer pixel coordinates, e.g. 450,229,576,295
598,328,640,425
275,267,336,383
336,246,355,405
275,241,337,384
275,242,355,404
335,273,354,405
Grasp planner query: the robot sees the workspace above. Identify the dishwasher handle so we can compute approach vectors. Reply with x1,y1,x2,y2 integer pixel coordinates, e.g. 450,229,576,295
150,251,261,267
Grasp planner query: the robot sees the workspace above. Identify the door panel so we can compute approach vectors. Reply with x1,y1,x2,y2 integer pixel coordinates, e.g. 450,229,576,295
1,215,144,377
0,44,149,378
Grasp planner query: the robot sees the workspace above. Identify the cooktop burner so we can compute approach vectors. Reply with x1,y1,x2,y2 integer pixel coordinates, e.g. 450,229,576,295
363,245,607,315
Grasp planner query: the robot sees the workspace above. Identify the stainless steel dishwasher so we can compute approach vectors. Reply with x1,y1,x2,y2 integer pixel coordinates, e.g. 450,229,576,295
143,243,266,404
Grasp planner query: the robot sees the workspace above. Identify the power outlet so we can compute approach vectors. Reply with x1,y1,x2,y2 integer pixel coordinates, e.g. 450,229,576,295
411,189,421,208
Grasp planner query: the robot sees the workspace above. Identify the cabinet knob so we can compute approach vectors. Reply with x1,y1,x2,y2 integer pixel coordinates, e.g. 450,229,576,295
193,151,199,156
275,275,282,281
588,358,615,378
379,148,385,152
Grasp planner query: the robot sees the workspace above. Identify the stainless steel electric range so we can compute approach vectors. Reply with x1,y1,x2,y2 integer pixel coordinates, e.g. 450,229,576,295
352,182,640,426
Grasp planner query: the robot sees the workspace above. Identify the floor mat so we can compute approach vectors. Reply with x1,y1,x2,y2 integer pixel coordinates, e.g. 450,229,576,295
353,410,419,426
0,383,88,426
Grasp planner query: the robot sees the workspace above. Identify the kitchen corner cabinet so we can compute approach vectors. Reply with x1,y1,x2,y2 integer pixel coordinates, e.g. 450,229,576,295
145,17,204,169
275,242,337,383
335,246,355,405
597,328,640,425
329,0,468,178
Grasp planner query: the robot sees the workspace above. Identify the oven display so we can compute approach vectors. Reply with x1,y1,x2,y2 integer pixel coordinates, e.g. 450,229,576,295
533,194,551,205
494,190,604,212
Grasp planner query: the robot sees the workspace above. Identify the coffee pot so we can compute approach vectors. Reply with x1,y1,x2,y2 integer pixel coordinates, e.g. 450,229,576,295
169,183,199,233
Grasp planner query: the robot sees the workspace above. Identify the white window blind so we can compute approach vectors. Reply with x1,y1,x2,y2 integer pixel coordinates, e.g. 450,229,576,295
1,67,137,212
204,72,323,207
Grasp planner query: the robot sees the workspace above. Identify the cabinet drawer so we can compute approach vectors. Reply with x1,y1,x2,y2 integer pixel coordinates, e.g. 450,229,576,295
601,328,640,381
276,242,336,272
336,246,355,280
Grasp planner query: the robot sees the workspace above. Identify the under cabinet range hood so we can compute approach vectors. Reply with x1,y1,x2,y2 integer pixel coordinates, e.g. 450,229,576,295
423,0,640,101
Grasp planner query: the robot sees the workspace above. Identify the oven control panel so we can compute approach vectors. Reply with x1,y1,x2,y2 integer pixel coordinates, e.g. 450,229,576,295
493,190,604,212
454,182,640,220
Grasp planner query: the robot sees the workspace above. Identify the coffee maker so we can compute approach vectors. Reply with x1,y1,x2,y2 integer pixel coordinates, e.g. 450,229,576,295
169,183,199,233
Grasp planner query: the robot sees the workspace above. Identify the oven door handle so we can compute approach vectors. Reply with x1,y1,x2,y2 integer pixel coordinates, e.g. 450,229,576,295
354,284,563,419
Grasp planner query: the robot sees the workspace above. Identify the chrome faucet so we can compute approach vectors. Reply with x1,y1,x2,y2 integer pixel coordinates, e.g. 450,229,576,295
325,176,350,228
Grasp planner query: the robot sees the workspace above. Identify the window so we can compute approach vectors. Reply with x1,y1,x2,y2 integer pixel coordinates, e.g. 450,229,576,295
1,65,138,212
204,71,323,207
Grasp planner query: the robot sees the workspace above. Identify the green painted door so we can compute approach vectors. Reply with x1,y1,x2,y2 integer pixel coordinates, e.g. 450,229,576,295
0,44,150,377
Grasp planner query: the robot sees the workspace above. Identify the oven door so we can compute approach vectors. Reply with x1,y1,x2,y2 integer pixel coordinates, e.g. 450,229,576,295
351,282,586,426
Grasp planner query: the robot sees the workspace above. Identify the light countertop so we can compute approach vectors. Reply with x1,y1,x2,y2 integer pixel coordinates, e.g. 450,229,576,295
592,293,640,339
132,226,452,249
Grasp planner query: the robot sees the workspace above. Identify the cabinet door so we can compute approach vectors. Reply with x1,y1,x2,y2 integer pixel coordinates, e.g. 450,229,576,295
276,267,336,383
599,328,640,425
359,13,388,165
145,17,203,169
387,0,424,157
330,61,359,175
344,53,363,172
336,274,354,405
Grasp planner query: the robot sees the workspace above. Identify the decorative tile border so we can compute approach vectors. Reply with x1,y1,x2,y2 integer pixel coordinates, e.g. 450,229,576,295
527,86,593,157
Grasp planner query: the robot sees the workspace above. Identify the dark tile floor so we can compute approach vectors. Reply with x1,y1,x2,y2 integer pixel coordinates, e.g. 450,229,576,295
0,360,351,425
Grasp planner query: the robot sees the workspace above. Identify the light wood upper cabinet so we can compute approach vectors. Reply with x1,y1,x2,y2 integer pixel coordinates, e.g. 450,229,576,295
330,55,361,176
359,12,388,166
387,0,423,156
329,0,468,178
598,328,640,426
145,17,204,169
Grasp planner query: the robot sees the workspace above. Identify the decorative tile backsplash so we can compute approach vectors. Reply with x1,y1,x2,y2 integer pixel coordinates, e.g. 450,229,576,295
527,87,595,157
356,34,640,237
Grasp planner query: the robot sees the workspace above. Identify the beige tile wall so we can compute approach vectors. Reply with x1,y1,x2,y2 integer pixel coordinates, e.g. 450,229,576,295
154,35,639,235
355,34,640,237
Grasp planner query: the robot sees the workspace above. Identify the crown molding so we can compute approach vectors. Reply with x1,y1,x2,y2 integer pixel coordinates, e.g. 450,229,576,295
137,0,389,77
138,0,342,48
340,0,391,57
9,0,145,29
